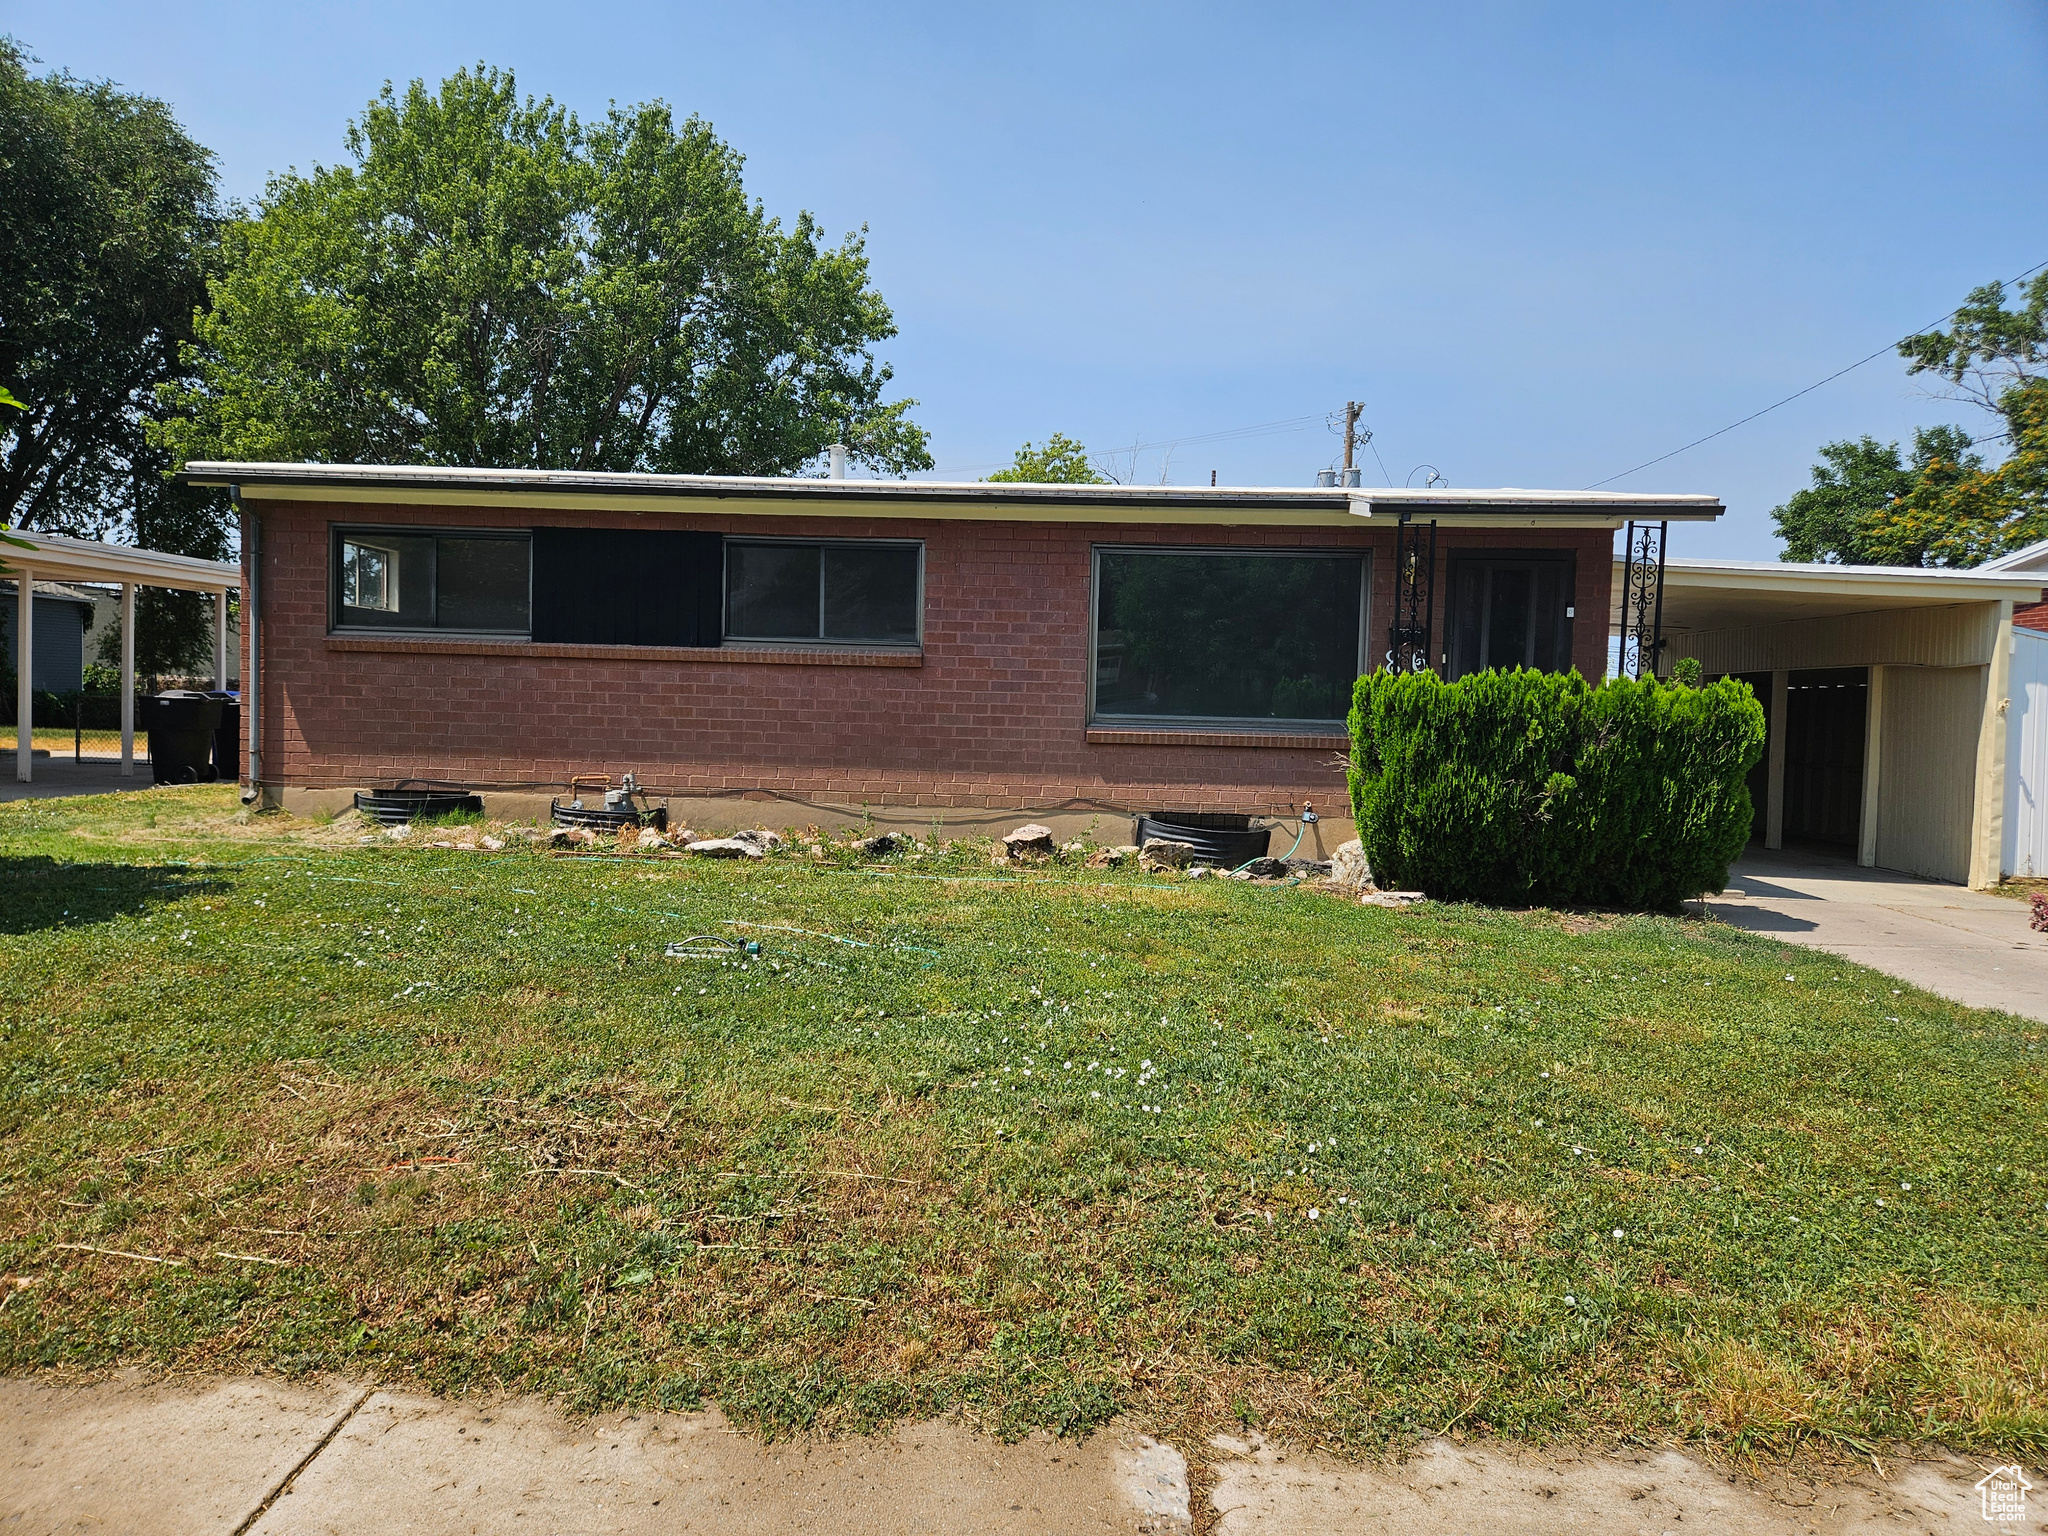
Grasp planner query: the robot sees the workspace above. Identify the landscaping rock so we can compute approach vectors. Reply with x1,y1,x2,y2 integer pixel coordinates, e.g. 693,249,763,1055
635,826,666,850
686,838,764,859
1361,889,1426,907
732,827,783,855
1237,856,1293,879
1331,839,1373,890
860,832,910,857
1139,838,1197,872
1001,823,1057,856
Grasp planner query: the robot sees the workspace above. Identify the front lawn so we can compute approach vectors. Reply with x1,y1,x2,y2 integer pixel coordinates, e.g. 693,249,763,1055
0,787,2043,1458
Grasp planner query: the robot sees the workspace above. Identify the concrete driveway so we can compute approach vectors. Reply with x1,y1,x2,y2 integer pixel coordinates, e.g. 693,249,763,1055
1703,847,2048,1023
0,756,155,802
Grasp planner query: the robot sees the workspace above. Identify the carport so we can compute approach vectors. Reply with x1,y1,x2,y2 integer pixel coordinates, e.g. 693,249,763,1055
1614,556,2048,888
6,530,241,784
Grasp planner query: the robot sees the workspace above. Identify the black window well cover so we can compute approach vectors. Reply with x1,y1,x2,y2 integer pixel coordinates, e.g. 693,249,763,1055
530,528,723,647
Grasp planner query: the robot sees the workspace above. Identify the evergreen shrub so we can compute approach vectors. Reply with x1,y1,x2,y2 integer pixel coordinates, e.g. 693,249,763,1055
1347,668,1766,909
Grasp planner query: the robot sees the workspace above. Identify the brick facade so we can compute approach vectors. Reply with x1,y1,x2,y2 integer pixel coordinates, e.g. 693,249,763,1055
247,498,1614,821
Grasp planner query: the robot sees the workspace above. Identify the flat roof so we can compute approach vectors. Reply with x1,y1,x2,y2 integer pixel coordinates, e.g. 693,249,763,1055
178,461,1723,530
3,529,240,593
1610,555,2048,632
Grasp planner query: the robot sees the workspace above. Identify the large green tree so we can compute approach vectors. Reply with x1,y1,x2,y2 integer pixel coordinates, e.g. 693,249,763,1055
159,67,930,477
1771,426,1982,565
1773,273,2048,567
0,38,221,537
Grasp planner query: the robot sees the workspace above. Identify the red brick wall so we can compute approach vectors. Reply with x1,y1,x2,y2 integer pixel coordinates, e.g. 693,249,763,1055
249,499,1614,815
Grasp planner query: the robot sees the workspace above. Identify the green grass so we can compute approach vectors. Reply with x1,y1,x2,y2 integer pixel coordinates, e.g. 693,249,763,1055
0,786,2044,1458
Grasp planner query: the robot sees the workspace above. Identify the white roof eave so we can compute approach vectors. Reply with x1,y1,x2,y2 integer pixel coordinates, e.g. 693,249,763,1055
3,529,239,593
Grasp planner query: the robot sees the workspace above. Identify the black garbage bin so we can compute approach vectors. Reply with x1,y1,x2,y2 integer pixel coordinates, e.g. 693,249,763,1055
145,691,224,784
207,691,241,783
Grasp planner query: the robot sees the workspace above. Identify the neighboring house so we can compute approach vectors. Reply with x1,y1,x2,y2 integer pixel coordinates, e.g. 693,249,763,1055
0,579,100,692
1641,556,2048,887
180,461,1722,845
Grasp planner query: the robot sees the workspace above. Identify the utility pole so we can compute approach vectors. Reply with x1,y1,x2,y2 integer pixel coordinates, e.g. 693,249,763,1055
1343,401,1362,475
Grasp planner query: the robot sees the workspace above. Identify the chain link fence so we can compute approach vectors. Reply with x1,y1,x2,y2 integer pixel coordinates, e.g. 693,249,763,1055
1,690,150,764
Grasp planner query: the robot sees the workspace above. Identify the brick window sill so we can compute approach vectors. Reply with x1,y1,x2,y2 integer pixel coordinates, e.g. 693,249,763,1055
325,635,922,667
1085,726,1349,750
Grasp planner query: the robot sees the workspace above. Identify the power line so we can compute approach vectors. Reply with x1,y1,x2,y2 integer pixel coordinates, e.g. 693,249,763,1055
1584,258,2048,490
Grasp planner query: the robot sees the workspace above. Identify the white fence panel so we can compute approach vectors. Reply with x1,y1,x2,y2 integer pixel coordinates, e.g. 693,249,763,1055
2005,630,2048,877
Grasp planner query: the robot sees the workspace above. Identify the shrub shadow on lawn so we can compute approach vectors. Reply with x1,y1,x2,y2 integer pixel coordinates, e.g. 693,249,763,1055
0,855,227,935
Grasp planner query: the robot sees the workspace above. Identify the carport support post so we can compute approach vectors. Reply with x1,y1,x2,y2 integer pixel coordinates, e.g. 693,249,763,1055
13,564,31,783
213,589,227,690
119,582,135,777
1970,600,2017,890
1859,666,1884,868
1765,670,1788,850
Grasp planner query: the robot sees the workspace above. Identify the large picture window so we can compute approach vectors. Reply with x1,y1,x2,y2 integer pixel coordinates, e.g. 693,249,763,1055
331,528,531,634
725,540,921,645
1092,548,1366,725
1446,552,1574,679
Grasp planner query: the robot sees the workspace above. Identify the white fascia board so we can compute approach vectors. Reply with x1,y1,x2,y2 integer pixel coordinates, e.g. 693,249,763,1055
1628,558,2048,603
4,529,240,592
179,461,1724,525
1349,488,1723,522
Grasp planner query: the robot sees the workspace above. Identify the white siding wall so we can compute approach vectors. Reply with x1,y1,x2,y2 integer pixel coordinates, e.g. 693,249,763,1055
2005,631,2048,877
1878,665,1986,883
1673,601,2000,675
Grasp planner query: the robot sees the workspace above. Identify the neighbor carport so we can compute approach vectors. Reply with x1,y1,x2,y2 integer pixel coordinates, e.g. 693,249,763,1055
1614,557,2048,888
6,530,241,783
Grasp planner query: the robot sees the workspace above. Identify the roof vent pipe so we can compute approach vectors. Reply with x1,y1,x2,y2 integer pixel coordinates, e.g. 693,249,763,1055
1315,468,1338,488
828,443,847,480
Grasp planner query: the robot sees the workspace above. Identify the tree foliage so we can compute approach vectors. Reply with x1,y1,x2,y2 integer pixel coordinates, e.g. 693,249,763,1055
985,432,1100,483
1770,426,1981,565
159,67,930,478
1772,274,2048,567
0,38,221,536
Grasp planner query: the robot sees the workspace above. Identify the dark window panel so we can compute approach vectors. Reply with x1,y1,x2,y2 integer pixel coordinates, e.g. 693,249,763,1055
531,528,722,647
436,537,530,632
1093,552,1364,723
726,543,823,641
822,545,919,642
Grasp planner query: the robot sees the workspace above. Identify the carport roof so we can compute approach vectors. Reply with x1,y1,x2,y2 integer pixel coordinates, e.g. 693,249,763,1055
2,529,238,593
1609,556,2048,634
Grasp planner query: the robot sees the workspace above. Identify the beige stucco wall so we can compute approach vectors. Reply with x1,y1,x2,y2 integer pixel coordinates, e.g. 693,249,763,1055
1874,664,1986,883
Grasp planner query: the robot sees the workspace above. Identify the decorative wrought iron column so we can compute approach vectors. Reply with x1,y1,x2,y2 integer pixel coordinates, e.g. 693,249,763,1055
1617,519,1668,680
1386,516,1438,673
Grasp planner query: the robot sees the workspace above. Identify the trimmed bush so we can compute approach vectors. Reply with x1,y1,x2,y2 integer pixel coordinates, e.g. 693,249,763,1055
1347,668,1766,909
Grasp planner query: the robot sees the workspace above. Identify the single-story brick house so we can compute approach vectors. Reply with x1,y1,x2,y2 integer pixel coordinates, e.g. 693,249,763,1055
178,462,1722,849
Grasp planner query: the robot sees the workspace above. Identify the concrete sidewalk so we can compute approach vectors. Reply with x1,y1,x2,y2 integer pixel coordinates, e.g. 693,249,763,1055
1703,848,2048,1022
0,1371,2022,1534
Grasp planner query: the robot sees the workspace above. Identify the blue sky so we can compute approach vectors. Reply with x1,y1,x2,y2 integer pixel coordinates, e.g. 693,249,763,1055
11,2,2046,558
